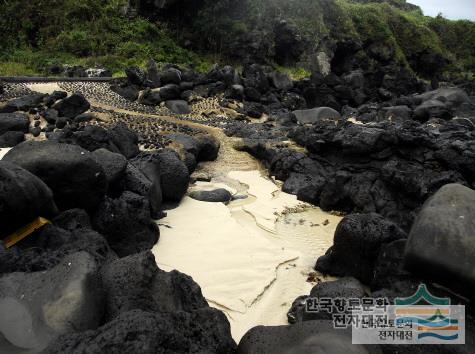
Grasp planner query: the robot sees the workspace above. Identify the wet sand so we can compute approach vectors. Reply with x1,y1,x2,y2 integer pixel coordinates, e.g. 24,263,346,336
152,170,341,341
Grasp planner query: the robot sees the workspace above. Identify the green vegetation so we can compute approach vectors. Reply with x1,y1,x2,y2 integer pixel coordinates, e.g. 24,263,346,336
428,16,475,73
275,65,311,80
0,0,473,78
0,0,212,76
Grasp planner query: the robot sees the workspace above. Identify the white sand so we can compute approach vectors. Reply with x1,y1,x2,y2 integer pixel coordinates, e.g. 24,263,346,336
153,170,342,341
0,148,12,160
26,83,62,95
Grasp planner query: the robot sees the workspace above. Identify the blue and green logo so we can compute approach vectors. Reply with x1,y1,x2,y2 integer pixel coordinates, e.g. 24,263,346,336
395,284,460,341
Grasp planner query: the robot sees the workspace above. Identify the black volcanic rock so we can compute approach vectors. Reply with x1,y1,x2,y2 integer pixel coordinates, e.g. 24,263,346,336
288,277,367,324
0,252,103,353
0,94,46,113
91,148,127,185
315,213,407,284
92,191,159,257
0,225,113,275
0,161,58,238
43,308,236,354
52,93,90,119
100,251,208,321
0,131,25,147
237,320,380,354
155,149,190,202
404,183,475,296
3,141,108,211
0,112,29,135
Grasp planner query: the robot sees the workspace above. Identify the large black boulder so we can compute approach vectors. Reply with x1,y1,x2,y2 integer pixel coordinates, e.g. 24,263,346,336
109,122,140,158
0,93,46,113
165,133,201,172
3,141,108,211
101,251,208,321
0,225,113,275
129,152,164,216
415,87,470,107
156,149,190,202
125,66,147,86
138,88,162,105
43,308,236,354
404,183,475,295
371,239,419,294
165,100,191,114
413,99,451,122
237,320,380,354
158,84,181,101
293,107,341,125
189,188,233,203
91,148,127,184
110,83,140,101
287,277,366,324
0,131,25,147
196,134,220,161
315,213,407,284
160,68,182,85
67,125,119,152
0,161,58,238
0,252,103,353
92,191,159,257
52,93,90,119
118,163,162,219
0,113,30,135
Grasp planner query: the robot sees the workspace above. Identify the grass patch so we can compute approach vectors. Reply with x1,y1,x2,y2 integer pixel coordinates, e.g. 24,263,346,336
0,62,38,76
275,65,311,80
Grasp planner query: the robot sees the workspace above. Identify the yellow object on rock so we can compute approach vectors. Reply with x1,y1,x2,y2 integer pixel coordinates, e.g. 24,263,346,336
2,217,51,249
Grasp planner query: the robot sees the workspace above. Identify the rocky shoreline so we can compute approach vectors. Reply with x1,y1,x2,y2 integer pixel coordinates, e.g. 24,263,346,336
1,60,475,353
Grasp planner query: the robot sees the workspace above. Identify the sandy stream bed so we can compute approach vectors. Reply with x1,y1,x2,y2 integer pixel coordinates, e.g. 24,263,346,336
153,170,341,341
9,83,343,342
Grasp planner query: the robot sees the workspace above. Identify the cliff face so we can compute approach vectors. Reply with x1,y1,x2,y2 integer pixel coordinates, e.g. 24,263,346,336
0,0,474,79
127,0,473,79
